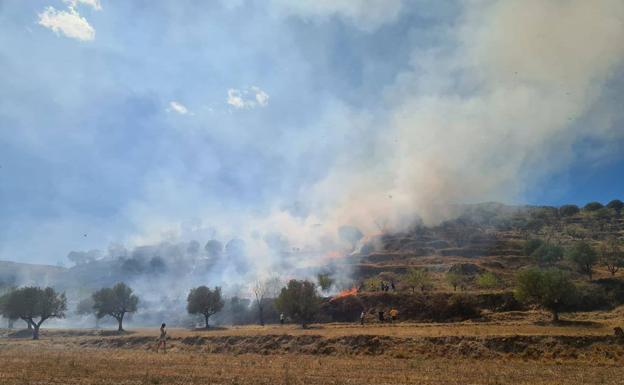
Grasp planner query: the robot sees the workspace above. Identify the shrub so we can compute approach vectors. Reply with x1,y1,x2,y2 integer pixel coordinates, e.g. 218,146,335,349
559,204,580,217
583,202,604,211
476,272,501,289
531,243,564,264
606,199,624,213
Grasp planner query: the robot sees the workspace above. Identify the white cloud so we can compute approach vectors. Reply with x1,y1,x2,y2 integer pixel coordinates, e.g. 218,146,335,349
168,101,189,115
63,0,102,11
38,6,95,41
227,87,270,109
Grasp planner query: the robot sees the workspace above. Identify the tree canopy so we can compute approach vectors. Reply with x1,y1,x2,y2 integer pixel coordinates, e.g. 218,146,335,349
92,282,139,331
275,279,321,328
566,241,598,279
0,287,66,339
514,268,576,322
404,268,431,293
187,286,224,328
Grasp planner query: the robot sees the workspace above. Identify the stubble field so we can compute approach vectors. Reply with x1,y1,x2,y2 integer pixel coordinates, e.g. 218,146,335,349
2,309,624,385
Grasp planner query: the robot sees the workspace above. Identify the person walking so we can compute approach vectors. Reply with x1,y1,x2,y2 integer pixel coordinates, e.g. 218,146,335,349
156,323,167,353
280,313,285,326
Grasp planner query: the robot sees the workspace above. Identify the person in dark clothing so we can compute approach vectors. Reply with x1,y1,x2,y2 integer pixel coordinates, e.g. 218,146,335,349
391,281,396,291
378,311,385,322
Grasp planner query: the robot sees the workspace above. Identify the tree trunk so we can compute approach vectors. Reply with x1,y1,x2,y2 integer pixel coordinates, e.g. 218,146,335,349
26,320,32,330
32,325,40,340
258,305,265,326
117,314,124,332
551,310,559,323
204,314,210,329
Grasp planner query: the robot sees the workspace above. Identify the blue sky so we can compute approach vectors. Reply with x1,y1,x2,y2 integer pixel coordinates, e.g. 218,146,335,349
1,0,623,264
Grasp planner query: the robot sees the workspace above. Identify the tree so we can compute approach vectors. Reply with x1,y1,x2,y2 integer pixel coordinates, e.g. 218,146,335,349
92,283,139,332
531,243,564,265
187,286,224,328
566,241,598,280
445,272,464,291
559,204,580,217
606,199,624,214
514,268,576,322
317,273,334,293
476,272,500,289
76,296,99,327
583,202,604,212
600,238,624,276
0,287,67,339
404,268,431,293
252,276,281,326
275,280,321,328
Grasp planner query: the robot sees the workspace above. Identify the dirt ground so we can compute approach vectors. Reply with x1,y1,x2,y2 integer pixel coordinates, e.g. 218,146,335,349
1,308,624,385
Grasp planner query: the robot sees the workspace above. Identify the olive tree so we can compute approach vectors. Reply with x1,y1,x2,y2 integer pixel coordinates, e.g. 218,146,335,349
0,287,67,339
514,268,576,322
275,280,321,328
92,283,139,332
405,268,431,293
600,238,624,276
566,241,598,280
187,286,224,328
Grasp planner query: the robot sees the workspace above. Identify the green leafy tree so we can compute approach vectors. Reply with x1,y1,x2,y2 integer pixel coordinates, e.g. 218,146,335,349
606,199,624,214
445,272,464,291
531,243,564,264
275,280,321,328
566,241,598,280
600,238,624,276
476,272,500,289
0,287,67,339
583,202,604,212
92,283,139,332
187,286,224,328
317,273,335,293
559,204,580,217
514,268,576,322
405,268,431,293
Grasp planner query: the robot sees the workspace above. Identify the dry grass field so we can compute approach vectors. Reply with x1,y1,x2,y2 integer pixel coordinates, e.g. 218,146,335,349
2,308,624,384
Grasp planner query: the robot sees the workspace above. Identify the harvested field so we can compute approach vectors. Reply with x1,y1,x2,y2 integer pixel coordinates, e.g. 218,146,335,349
2,309,624,384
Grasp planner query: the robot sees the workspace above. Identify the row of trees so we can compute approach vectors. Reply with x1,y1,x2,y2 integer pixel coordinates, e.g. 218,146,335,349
526,239,623,279
0,278,325,339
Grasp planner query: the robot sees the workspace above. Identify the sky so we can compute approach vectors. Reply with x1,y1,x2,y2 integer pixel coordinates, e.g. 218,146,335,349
1,0,623,265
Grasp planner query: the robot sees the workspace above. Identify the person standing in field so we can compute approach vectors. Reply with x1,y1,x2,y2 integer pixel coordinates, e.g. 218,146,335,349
360,311,365,326
280,313,285,325
156,323,167,353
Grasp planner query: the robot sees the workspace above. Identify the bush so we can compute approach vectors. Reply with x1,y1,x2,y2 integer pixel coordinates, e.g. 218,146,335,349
606,199,624,213
531,243,564,264
559,204,580,217
563,283,612,311
584,202,604,211
476,272,501,289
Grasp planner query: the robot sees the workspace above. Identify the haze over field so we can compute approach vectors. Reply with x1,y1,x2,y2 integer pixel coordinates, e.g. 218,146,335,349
1,0,624,284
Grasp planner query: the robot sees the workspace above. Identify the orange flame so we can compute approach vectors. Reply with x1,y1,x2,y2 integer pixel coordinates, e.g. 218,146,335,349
329,287,358,302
